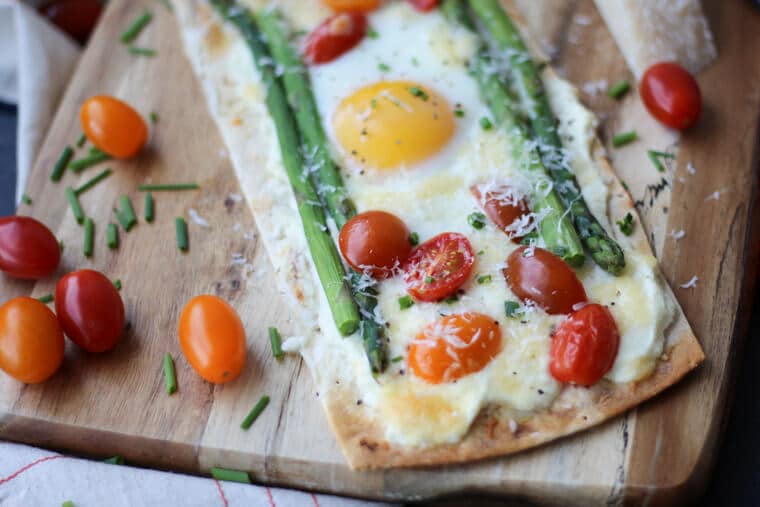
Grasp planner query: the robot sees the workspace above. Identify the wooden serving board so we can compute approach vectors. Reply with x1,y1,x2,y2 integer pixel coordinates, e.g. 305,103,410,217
1,0,759,504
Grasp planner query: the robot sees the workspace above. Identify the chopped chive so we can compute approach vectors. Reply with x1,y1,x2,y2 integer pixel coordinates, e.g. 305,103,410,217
391,355,403,363
268,327,284,360
378,62,390,72
398,295,414,310
647,150,675,173
74,168,112,196
607,79,631,99
103,455,124,465
467,211,486,229
367,27,379,38
210,467,251,484
120,10,152,44
477,249,484,255
505,301,520,318
107,223,119,249
113,279,122,291
37,294,54,304
444,294,459,304
89,147,102,155
65,187,85,224
649,149,675,159
69,151,111,173
479,117,493,130
137,183,200,191
76,133,87,148
425,276,434,284
621,181,630,191
370,98,378,109
114,209,131,232
83,218,94,257
477,274,492,284
163,353,177,395
21,194,32,205
59,240,64,252
617,212,635,236
240,395,270,430
144,192,155,222
612,130,638,148
128,46,157,57
62,501,74,507
175,217,188,251
411,57,419,66
409,232,419,246
118,195,137,231
51,146,74,182
408,86,429,101
149,111,158,123
454,107,465,117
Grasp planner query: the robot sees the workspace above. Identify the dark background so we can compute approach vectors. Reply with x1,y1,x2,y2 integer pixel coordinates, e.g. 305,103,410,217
1,104,758,506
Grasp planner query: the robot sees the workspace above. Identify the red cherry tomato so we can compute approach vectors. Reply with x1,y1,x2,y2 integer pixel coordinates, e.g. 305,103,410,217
80,95,148,158
55,269,125,353
179,295,247,384
640,62,701,130
0,297,65,384
471,184,530,243
0,216,60,280
550,304,620,386
339,210,411,278
322,0,380,11
406,0,439,11
304,13,367,64
404,232,475,302
504,246,586,315
38,0,103,45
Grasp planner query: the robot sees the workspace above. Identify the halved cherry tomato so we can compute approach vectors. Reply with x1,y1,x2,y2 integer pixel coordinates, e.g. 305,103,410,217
409,312,501,383
0,216,60,280
406,0,439,11
39,0,103,45
179,295,246,384
550,303,620,386
339,210,411,278
640,62,701,130
304,13,367,64
80,95,148,158
321,0,381,12
0,297,65,384
504,246,586,315
404,232,475,302
471,184,530,243
55,269,125,353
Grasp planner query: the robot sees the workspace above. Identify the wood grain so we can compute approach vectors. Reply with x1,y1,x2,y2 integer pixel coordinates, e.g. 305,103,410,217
0,0,758,505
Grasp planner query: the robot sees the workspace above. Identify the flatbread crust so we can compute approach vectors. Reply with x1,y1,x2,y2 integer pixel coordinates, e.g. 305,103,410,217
174,0,704,470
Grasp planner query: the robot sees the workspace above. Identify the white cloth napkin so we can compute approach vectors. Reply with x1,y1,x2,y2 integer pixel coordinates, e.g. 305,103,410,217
0,4,390,505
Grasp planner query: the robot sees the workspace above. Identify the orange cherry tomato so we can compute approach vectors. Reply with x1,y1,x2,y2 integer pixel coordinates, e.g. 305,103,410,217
179,295,246,384
0,216,60,280
550,304,620,386
404,232,475,302
0,297,65,384
471,184,530,243
640,62,701,130
321,0,381,12
339,210,412,278
408,312,501,384
504,246,586,315
406,0,438,11
304,13,367,64
80,95,148,158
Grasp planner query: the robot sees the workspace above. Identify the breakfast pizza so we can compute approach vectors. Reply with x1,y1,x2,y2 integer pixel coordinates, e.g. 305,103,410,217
174,0,704,468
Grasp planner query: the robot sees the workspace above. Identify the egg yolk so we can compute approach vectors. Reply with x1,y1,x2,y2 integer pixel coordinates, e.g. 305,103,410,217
408,312,502,384
333,81,455,169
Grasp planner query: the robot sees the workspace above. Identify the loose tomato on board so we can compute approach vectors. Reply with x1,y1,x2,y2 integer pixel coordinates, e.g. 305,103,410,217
38,0,103,45
404,232,475,302
0,297,65,384
179,295,246,384
640,62,702,130
321,0,380,12
304,13,367,64
339,210,411,278
504,246,586,315
406,0,439,11
550,303,620,386
80,96,148,158
0,216,60,280
471,185,530,243
408,312,501,384
55,269,125,353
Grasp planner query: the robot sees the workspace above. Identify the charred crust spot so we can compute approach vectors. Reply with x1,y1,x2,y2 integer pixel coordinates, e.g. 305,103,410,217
359,439,378,452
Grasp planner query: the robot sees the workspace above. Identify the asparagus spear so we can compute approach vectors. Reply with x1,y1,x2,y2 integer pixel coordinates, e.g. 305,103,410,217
256,8,387,373
467,0,626,275
210,0,359,335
